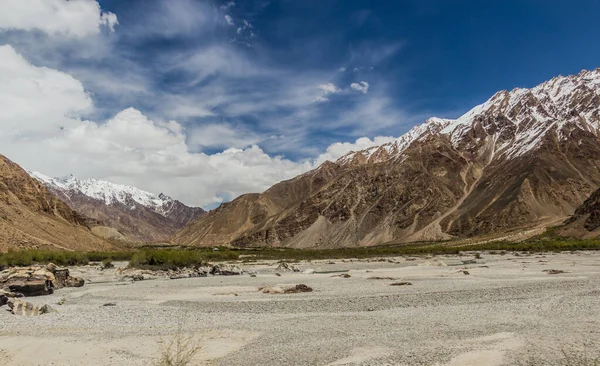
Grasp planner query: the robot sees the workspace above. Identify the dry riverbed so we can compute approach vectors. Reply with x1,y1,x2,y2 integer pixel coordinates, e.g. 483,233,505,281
1,252,600,365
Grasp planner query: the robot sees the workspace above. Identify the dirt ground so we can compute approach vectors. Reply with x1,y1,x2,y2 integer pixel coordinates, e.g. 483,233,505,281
1,251,600,365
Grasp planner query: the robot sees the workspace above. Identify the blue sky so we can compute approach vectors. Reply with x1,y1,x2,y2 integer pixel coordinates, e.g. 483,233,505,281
96,0,600,157
0,0,599,207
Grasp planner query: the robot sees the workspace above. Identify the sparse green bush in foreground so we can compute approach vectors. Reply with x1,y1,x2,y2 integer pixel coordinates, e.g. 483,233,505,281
155,330,201,366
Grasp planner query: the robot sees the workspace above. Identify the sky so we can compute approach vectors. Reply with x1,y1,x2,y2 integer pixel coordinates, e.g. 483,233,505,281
0,0,599,208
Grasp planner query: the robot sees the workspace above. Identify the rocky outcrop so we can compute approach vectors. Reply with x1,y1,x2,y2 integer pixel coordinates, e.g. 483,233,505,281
1,264,84,296
173,68,600,248
558,188,600,238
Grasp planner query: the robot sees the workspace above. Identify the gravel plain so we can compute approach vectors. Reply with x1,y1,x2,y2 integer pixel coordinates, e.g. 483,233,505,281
1,252,600,365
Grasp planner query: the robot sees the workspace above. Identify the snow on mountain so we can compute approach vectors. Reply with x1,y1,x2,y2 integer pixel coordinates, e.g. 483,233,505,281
338,68,600,165
28,171,177,216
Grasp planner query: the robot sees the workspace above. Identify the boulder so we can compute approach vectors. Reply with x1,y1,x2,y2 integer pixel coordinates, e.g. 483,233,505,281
210,264,243,276
259,283,313,294
0,264,85,296
6,278,54,296
276,262,299,272
7,298,56,316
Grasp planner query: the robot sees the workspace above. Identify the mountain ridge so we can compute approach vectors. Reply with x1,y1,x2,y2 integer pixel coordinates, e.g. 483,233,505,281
0,154,116,252
29,172,205,242
173,67,600,248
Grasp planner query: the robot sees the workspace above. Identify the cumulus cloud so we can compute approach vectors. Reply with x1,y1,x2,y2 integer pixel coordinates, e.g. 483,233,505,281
0,45,314,207
339,67,346,72
224,15,234,26
0,45,92,136
0,0,118,37
314,136,396,165
351,81,370,94
318,83,340,95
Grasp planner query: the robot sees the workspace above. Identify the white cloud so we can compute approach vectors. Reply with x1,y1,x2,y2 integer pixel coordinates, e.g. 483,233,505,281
318,83,340,95
0,46,404,207
221,1,236,10
187,124,261,150
312,96,330,103
0,0,117,38
351,81,370,94
314,136,397,165
0,45,315,207
339,67,346,72
0,45,92,137
224,15,234,26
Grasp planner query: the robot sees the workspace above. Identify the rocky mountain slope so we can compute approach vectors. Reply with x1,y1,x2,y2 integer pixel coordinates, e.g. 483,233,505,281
0,154,116,252
29,173,205,242
558,187,600,238
173,68,600,248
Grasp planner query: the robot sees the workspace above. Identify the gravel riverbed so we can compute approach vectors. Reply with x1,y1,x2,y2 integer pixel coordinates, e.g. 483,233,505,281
1,252,600,365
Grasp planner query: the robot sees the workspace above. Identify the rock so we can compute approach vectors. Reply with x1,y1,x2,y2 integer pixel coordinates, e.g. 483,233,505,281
103,303,117,307
462,270,470,275
462,259,477,265
331,273,351,278
65,276,85,287
7,298,55,316
210,264,243,276
6,278,54,296
131,274,144,281
275,273,281,277
1,264,84,296
367,276,398,280
259,284,313,294
301,269,315,274
276,262,299,272
169,274,191,280
390,282,412,286
544,269,566,275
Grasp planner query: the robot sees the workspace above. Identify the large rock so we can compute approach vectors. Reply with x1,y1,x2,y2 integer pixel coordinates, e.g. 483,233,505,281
0,263,84,296
7,298,55,316
276,262,299,272
210,264,243,276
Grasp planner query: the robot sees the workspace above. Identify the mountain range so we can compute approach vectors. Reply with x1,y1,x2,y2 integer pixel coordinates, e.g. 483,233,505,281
28,173,205,242
173,68,600,248
1,68,600,251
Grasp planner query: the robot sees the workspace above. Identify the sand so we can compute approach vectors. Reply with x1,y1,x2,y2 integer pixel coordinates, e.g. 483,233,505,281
1,251,600,365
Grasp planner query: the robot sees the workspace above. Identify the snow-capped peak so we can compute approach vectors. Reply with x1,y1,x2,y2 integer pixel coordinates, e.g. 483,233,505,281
29,171,176,215
336,68,600,165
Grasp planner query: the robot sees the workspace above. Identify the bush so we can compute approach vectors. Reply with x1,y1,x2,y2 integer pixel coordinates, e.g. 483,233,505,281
155,330,201,366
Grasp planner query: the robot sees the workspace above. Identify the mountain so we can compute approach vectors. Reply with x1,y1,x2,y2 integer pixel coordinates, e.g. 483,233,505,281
557,188,600,238
173,68,600,248
0,154,116,252
29,173,205,242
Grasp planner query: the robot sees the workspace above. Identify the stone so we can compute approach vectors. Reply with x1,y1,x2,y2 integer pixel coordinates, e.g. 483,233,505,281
6,278,54,297
389,282,413,286
210,264,243,276
276,262,299,272
8,298,55,316
301,269,315,274
259,284,313,294
1,264,84,296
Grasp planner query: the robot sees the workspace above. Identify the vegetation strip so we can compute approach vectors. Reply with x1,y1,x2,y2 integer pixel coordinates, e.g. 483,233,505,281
2,236,600,269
